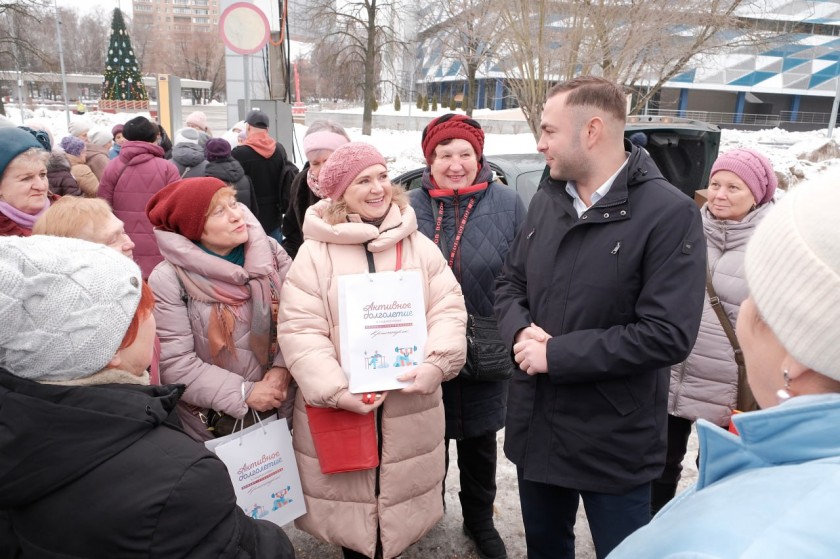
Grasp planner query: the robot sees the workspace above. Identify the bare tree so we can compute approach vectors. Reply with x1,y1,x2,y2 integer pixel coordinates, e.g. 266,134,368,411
417,2,504,116
497,0,784,139
306,0,406,134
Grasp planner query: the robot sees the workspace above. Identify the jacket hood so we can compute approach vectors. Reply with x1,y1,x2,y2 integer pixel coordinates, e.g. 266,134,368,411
205,157,245,182
0,368,184,509
172,142,207,167
118,140,166,166
702,199,773,252
302,195,418,253
697,394,840,490
46,151,71,172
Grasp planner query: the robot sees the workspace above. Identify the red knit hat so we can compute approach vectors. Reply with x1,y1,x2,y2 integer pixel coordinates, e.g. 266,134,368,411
146,177,228,241
421,113,484,164
319,142,387,200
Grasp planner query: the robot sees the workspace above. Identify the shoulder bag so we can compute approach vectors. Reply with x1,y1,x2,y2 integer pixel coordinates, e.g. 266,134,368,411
429,195,513,382
706,266,758,412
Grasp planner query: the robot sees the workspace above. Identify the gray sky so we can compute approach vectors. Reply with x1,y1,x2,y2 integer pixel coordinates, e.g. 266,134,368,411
55,0,132,17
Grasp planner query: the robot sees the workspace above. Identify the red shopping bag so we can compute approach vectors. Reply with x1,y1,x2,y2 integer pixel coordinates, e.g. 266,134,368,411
305,405,379,474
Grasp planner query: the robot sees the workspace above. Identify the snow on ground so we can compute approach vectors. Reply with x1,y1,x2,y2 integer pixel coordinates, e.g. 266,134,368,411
6,105,840,189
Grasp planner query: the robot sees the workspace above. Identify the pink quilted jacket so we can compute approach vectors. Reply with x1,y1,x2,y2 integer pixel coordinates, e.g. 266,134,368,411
98,141,180,278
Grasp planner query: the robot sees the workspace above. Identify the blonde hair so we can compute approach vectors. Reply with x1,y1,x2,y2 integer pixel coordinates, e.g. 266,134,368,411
1,148,49,183
33,196,113,238
204,186,239,217
324,184,408,225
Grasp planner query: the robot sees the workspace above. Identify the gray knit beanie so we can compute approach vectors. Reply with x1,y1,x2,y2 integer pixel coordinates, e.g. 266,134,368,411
0,236,142,382
745,178,840,382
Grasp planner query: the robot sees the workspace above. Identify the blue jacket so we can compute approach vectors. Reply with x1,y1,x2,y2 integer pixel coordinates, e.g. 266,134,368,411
610,394,840,558
410,169,525,439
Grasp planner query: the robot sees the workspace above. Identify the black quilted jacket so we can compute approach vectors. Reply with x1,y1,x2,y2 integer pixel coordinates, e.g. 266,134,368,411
410,173,525,439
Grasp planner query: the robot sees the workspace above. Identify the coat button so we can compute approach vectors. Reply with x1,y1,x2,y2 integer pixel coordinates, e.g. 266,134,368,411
145,405,153,415
620,210,627,215
603,213,610,218
582,214,588,220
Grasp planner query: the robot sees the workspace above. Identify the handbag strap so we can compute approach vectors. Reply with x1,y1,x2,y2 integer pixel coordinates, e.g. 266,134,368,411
364,240,403,273
705,265,744,367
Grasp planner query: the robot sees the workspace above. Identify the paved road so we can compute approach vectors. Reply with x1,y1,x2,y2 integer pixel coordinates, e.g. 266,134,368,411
283,427,700,558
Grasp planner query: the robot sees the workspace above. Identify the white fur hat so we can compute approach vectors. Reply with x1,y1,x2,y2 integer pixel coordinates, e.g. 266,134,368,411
0,236,142,382
745,176,840,382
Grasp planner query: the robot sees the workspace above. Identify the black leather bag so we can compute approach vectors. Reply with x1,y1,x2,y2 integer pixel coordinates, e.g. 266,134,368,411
459,315,514,382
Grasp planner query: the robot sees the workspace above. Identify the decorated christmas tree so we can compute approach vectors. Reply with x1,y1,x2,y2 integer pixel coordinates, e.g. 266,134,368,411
100,8,149,110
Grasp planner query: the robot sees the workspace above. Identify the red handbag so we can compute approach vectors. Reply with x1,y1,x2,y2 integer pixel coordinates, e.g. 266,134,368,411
305,405,379,474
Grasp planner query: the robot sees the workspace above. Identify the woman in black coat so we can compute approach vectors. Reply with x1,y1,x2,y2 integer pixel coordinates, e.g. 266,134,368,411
0,235,294,559
408,114,525,559
280,120,349,258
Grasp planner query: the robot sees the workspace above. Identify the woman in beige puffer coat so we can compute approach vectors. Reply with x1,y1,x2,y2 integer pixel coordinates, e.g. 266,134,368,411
651,148,777,515
277,143,467,559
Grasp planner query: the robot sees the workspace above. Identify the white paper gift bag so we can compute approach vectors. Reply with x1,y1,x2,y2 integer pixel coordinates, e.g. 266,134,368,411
338,270,428,393
205,416,306,527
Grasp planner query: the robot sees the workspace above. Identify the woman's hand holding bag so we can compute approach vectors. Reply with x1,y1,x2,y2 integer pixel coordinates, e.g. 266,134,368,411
246,376,286,412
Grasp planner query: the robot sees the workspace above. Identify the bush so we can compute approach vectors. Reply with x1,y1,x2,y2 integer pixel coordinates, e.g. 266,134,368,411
431,96,438,111
422,95,430,111
394,93,401,112
416,94,423,110
372,97,379,112
449,96,457,111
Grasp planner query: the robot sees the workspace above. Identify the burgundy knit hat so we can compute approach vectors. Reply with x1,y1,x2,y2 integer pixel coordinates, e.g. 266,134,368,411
710,148,777,205
111,124,124,138
319,142,387,201
204,138,232,162
421,113,484,164
146,177,228,241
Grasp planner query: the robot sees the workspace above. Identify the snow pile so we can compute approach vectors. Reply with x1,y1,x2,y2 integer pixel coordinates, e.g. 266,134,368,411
5,106,840,190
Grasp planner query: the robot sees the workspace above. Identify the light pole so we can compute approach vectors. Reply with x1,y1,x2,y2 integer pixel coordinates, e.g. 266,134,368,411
54,0,71,128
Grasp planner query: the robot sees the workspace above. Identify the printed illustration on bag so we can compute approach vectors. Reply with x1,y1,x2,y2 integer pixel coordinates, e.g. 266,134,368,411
364,349,388,369
338,271,428,393
208,418,307,528
271,485,294,510
249,503,269,519
393,345,418,367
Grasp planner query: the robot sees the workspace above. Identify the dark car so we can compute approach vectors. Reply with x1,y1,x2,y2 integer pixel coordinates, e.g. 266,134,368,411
394,116,721,208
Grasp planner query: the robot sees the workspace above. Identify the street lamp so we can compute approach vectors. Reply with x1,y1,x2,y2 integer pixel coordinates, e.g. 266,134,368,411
54,0,71,128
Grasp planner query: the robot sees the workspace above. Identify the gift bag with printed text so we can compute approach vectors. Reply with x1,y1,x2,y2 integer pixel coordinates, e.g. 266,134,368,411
205,416,306,527
338,269,427,393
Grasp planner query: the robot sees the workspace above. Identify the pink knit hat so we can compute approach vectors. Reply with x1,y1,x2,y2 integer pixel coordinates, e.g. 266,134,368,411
303,131,349,158
710,148,777,205
185,111,208,131
319,142,387,200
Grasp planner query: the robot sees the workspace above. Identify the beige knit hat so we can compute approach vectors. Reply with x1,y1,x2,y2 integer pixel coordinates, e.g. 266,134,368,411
745,177,840,381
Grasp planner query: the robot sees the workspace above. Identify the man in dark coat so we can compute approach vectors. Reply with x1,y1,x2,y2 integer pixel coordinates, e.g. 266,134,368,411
494,76,706,559
0,235,294,559
232,109,298,240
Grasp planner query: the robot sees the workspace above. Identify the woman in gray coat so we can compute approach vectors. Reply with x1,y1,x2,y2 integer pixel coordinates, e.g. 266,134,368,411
651,148,777,514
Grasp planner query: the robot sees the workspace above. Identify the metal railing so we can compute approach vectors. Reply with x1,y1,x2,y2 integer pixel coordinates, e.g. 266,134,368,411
641,109,784,126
